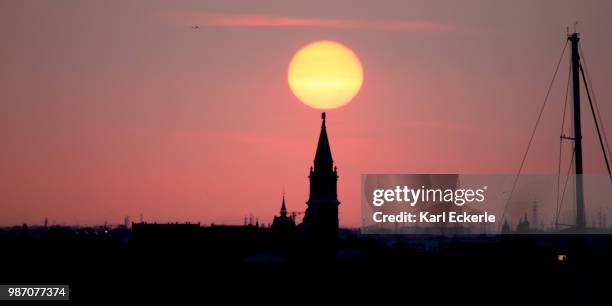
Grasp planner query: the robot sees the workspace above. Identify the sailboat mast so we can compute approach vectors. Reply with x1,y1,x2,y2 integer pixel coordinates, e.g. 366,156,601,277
569,32,586,230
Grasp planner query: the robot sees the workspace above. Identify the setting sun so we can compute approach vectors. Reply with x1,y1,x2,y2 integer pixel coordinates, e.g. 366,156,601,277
288,40,364,109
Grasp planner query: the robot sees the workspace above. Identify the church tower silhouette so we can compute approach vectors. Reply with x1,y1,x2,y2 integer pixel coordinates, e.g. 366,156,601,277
301,112,340,237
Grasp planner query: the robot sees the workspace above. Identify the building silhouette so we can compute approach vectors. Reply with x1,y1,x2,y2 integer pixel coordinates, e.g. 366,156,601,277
300,112,340,238
271,193,295,231
501,219,511,234
516,213,530,233
131,112,341,247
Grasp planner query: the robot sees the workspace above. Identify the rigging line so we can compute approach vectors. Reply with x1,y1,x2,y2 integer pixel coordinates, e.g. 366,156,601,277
580,51,612,183
556,151,575,226
580,44,612,166
499,40,569,229
556,63,572,225
580,64,612,183
572,156,577,219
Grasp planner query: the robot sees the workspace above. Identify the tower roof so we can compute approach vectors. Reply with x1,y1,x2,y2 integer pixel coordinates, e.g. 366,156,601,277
314,112,333,171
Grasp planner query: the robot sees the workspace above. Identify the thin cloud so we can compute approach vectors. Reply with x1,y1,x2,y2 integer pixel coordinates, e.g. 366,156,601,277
184,12,458,33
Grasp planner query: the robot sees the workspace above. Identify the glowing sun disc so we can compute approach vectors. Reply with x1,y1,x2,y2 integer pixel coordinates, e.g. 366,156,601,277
288,40,364,110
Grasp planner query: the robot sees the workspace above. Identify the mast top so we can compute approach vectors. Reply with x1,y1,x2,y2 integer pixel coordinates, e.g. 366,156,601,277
568,32,580,41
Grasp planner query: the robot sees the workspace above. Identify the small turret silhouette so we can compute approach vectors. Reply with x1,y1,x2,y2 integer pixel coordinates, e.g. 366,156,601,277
272,192,296,231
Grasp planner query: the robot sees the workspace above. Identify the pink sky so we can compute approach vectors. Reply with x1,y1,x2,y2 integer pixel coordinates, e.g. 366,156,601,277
1,0,611,227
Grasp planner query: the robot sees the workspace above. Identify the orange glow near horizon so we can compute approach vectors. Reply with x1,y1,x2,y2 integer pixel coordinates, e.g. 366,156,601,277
288,40,363,109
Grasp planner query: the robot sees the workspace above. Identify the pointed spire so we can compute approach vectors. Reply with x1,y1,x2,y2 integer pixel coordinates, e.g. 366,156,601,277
314,112,333,172
280,192,287,217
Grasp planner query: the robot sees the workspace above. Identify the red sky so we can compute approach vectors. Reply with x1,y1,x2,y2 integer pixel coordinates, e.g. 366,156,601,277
1,0,611,227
